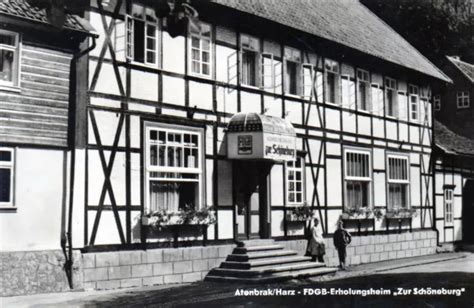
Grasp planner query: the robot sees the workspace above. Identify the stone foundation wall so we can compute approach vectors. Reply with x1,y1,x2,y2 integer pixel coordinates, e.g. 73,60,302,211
1,230,438,295
81,245,234,290
0,250,82,297
280,230,437,267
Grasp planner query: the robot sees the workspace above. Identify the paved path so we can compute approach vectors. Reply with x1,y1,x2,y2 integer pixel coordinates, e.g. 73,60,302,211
2,252,472,307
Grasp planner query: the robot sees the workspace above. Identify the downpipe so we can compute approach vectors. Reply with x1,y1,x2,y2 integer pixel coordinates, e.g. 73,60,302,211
62,36,96,289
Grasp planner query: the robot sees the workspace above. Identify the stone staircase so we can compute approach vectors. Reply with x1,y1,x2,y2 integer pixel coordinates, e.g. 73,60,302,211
205,240,338,283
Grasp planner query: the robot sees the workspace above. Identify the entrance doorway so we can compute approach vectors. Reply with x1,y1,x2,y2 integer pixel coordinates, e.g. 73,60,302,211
462,179,474,243
234,161,271,240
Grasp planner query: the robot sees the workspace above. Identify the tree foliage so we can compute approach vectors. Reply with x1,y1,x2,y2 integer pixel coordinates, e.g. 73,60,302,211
361,0,474,64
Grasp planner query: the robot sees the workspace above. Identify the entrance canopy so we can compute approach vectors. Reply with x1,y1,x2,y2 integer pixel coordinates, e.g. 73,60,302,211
226,113,297,162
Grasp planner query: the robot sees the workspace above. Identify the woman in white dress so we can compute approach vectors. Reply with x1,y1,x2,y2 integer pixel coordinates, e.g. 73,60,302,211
306,218,325,262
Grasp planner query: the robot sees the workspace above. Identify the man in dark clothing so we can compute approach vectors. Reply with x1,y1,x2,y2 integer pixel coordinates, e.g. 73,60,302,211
333,220,352,270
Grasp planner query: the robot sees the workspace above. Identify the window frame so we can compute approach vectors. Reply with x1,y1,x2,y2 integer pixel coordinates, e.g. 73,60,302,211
189,21,213,78
240,33,261,88
0,30,21,89
456,91,470,109
324,58,340,105
343,148,372,211
144,123,205,213
0,147,15,208
284,46,302,97
385,77,398,118
125,4,159,67
285,156,305,206
409,84,420,122
444,188,454,226
433,95,441,111
356,69,371,112
386,154,410,210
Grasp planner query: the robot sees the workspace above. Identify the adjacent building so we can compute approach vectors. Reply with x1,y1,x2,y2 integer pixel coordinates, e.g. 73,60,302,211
433,56,474,247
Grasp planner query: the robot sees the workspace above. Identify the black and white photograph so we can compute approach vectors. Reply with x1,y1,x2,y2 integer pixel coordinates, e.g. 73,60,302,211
0,0,473,307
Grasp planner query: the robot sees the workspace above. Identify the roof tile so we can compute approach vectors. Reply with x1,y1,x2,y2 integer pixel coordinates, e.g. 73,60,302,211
211,0,450,82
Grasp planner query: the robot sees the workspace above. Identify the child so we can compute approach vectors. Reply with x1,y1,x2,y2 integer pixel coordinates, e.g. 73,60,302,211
333,220,352,270
306,218,325,262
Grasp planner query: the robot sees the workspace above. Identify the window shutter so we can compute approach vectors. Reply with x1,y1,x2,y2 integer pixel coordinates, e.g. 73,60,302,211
114,19,126,60
227,51,238,90
302,64,313,100
261,53,274,90
398,92,407,120
316,71,323,103
125,15,133,60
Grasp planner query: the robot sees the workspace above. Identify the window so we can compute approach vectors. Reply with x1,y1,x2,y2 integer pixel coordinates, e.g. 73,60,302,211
387,155,410,209
145,125,203,212
344,149,371,210
409,85,419,121
0,30,20,87
240,34,260,87
284,47,302,95
385,77,398,117
434,95,441,111
357,69,370,111
126,4,158,65
444,188,453,225
457,91,470,109
371,83,384,116
189,22,212,76
0,148,14,206
325,59,340,104
286,157,304,205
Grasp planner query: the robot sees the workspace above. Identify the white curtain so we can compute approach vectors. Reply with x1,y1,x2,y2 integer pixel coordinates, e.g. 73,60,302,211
149,181,180,212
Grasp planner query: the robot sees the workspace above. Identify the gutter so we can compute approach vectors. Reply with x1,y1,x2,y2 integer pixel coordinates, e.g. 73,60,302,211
63,36,96,289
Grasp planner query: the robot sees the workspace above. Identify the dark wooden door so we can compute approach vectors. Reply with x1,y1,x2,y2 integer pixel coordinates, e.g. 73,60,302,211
234,161,270,240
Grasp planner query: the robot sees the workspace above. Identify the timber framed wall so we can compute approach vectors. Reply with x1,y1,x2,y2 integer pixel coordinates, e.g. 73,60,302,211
80,0,437,250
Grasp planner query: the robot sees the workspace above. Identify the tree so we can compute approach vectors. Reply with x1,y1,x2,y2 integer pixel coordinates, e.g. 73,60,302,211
361,0,474,64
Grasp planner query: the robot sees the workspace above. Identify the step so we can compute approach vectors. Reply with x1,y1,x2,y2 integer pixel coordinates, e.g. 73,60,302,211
208,261,325,278
205,267,338,283
226,250,297,262
233,245,284,254
220,256,312,270
236,239,276,247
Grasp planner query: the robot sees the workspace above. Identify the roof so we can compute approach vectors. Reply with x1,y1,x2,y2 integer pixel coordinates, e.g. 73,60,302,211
435,120,474,156
210,0,451,82
447,56,474,83
227,113,296,136
0,0,96,35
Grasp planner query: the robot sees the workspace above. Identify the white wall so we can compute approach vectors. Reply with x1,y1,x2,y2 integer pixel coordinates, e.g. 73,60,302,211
0,148,67,251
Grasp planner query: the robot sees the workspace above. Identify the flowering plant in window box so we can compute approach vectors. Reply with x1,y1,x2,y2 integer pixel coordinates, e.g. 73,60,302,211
142,205,216,229
287,202,313,222
340,207,384,220
385,208,418,219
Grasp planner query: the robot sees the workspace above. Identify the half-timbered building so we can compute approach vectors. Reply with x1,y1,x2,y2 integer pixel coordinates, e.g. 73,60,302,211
1,0,457,294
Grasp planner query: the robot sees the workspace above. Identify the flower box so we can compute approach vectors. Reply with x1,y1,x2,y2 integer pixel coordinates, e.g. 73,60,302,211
285,213,307,222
